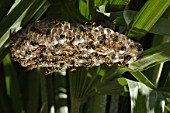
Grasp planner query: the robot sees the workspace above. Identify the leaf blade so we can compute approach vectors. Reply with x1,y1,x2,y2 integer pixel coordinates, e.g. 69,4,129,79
126,0,170,37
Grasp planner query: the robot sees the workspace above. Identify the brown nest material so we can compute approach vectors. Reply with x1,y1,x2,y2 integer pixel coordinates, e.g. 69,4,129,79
10,19,143,73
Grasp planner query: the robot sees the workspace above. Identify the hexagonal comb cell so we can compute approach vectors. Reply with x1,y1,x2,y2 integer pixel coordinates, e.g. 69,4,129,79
10,19,143,73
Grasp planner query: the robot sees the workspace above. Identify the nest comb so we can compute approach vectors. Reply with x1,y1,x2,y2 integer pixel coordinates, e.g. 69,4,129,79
10,19,143,73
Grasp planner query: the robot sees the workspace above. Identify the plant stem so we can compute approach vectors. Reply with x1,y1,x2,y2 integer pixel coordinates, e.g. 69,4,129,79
70,98,85,113
91,95,101,113
40,73,48,113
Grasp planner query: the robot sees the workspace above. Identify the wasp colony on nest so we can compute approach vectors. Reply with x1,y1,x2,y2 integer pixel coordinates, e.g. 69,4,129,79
10,19,143,73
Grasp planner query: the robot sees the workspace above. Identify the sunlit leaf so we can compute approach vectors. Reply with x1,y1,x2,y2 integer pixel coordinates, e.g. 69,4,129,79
126,0,170,37
130,71,156,89
129,42,170,71
3,54,23,113
127,78,168,113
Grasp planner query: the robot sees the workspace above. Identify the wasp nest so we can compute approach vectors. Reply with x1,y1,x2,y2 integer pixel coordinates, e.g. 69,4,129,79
10,19,143,73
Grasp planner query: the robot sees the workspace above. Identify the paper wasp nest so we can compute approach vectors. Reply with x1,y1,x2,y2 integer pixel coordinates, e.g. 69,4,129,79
10,19,143,73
